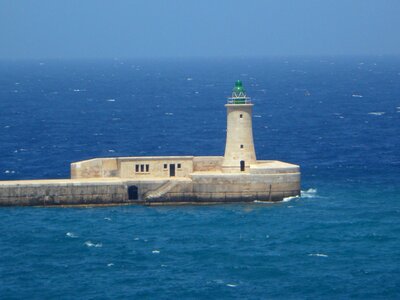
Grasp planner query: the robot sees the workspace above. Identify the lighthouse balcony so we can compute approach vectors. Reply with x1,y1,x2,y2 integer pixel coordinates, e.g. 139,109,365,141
227,97,251,104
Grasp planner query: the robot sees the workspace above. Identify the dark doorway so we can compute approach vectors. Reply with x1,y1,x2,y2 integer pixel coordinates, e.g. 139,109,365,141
169,164,176,177
240,160,245,172
128,186,138,200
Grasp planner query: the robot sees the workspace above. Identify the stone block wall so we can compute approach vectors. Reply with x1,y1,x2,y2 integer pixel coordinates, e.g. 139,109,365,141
0,182,129,206
193,156,223,172
71,158,118,179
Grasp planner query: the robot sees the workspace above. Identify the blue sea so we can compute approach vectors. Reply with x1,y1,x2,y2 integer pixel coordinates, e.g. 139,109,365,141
0,57,399,299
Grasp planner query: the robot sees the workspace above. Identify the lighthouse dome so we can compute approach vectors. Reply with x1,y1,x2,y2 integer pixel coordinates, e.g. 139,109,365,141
229,80,250,104
232,80,246,95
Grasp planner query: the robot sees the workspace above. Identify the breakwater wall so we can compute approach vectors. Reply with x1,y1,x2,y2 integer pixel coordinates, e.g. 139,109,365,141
0,175,300,206
0,180,130,206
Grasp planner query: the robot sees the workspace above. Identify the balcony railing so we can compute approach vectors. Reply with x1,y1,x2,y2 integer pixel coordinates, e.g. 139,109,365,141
227,97,251,104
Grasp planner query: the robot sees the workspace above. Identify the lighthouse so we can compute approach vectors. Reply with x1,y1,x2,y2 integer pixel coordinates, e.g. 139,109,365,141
1,78,301,206
222,81,257,173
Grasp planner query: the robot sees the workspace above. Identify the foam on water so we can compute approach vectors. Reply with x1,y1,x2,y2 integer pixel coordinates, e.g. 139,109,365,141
84,241,102,248
282,195,299,202
66,232,78,238
254,194,301,203
253,200,270,204
368,112,385,116
308,253,329,257
301,188,318,198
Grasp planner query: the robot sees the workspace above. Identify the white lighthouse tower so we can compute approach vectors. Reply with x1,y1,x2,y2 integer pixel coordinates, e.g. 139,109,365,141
222,80,257,173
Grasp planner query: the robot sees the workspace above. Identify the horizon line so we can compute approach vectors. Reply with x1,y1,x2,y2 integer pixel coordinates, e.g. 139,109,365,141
1,54,400,62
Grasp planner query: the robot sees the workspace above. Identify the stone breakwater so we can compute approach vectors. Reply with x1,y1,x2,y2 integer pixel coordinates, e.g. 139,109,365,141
0,170,300,206
0,179,129,206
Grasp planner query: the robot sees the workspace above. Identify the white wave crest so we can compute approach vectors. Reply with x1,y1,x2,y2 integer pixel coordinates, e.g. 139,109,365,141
254,195,300,203
152,250,160,254
301,188,318,198
368,112,385,116
66,232,78,238
84,241,102,248
308,253,328,257
226,283,237,287
282,195,299,202
253,200,270,203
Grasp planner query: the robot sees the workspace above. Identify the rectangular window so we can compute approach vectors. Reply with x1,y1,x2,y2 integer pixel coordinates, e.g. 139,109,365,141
164,164,168,169
240,114,243,118
177,163,181,169
135,163,150,174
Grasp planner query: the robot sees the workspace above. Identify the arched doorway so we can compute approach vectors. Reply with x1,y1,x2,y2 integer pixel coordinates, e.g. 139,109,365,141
128,186,138,200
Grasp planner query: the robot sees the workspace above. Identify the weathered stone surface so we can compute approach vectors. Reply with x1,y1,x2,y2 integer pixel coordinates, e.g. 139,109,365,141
222,104,257,172
0,164,300,206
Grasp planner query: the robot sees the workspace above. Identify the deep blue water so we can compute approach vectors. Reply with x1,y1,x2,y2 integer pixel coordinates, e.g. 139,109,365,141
0,57,399,299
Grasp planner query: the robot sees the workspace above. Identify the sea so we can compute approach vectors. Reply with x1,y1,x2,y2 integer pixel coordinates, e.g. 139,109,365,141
0,57,399,299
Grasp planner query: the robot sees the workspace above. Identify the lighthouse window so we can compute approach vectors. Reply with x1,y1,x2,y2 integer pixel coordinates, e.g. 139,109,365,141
240,114,243,118
135,165,139,172
140,164,144,172
240,144,244,149
177,163,181,169
145,164,149,172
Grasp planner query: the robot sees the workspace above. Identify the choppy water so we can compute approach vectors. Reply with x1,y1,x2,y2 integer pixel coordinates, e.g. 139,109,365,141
0,57,399,299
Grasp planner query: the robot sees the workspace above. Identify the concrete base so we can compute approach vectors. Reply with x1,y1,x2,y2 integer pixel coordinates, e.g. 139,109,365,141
0,161,300,206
